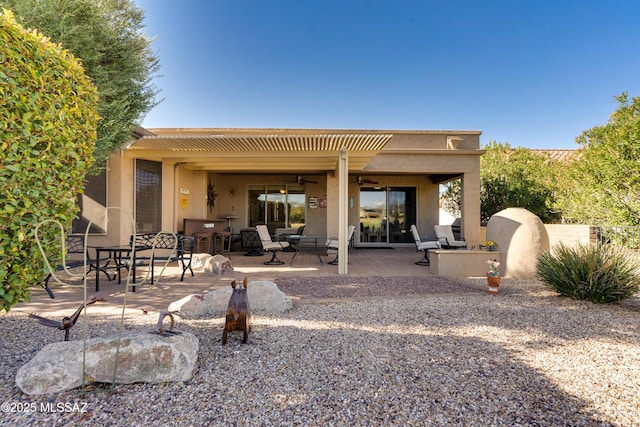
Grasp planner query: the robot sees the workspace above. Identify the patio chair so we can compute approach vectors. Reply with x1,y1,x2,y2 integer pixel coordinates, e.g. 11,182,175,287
240,228,263,256
279,225,305,252
410,225,440,265
256,224,290,265
326,225,356,265
434,224,467,249
130,232,195,284
43,235,108,299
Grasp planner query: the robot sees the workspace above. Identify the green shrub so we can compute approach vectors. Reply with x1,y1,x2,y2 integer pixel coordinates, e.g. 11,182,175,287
0,9,98,311
536,243,640,303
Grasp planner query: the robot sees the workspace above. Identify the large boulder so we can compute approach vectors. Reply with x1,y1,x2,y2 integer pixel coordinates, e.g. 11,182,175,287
190,253,211,269
169,280,292,318
202,254,234,275
16,332,198,395
486,208,550,278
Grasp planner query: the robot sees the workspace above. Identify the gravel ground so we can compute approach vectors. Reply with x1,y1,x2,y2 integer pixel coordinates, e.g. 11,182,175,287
1,277,639,426
274,275,479,300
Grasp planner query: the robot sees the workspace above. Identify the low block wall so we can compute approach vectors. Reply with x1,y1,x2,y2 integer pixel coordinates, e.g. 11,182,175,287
429,250,502,277
544,224,593,248
481,224,594,249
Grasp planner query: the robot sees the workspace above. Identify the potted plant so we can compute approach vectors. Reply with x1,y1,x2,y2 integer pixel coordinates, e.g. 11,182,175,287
483,240,498,251
486,259,501,294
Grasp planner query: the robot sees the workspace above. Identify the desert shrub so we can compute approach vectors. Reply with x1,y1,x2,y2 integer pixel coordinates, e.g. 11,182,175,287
536,243,640,303
0,10,98,311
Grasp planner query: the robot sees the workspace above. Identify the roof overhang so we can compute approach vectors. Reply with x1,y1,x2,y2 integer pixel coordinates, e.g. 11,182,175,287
124,133,393,173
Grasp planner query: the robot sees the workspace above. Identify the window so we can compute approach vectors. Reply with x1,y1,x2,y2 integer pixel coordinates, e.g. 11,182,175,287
135,160,162,233
72,170,107,234
248,184,305,230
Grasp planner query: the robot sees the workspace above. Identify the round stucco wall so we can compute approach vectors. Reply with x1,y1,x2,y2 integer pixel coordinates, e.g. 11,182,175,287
486,208,549,278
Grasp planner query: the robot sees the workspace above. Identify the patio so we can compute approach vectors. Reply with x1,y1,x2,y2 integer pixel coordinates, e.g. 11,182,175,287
15,246,451,315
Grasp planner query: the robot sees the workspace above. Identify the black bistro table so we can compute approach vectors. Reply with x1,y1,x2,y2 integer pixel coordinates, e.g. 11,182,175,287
91,245,145,292
290,236,326,266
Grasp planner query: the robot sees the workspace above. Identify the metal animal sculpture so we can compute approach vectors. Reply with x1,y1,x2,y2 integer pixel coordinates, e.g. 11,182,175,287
222,277,251,345
29,297,105,341
151,309,182,336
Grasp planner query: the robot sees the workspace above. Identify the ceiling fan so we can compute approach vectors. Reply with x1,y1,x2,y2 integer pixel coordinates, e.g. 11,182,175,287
294,175,319,185
356,175,378,185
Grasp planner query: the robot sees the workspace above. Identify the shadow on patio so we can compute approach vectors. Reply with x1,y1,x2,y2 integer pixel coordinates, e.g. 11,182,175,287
15,246,464,315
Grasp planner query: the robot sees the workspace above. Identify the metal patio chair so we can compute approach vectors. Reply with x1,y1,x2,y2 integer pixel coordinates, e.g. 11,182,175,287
434,224,467,249
410,225,441,265
256,224,290,265
326,224,356,265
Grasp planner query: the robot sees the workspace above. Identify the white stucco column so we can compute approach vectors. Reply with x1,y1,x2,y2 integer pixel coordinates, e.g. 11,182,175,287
338,147,349,274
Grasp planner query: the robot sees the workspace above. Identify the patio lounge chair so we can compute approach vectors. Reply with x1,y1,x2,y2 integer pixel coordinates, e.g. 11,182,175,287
256,224,290,265
434,224,467,249
326,225,356,265
410,225,440,265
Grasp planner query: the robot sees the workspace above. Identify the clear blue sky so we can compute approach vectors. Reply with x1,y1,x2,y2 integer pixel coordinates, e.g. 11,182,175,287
135,0,640,149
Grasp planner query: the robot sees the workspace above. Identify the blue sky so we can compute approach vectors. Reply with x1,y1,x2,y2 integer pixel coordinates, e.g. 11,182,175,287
135,0,640,149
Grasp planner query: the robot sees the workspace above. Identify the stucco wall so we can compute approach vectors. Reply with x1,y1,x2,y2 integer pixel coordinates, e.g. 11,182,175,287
481,224,594,250
544,224,592,248
174,167,207,231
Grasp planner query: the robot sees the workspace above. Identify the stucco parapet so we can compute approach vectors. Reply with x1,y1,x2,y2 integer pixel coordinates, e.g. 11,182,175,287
380,148,486,155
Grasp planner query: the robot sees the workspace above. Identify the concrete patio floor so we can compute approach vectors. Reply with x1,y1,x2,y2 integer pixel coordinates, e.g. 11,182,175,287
14,246,444,316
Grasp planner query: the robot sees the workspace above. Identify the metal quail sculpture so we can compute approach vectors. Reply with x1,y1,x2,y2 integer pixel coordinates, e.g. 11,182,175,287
29,296,105,341
151,309,182,336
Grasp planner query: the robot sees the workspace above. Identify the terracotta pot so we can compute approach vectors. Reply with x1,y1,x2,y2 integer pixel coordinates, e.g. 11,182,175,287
487,276,501,295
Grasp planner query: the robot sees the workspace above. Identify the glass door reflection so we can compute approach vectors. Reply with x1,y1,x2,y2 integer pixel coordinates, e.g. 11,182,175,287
358,187,416,245
359,188,387,244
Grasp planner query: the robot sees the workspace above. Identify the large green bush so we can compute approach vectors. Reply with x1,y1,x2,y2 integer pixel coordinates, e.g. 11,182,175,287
3,0,161,172
536,243,640,303
0,9,98,311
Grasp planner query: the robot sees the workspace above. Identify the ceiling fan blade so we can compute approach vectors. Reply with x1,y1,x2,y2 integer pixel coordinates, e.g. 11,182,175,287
295,175,318,184
356,175,378,185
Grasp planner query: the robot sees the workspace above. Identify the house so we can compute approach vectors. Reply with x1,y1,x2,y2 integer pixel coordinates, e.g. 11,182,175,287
77,127,484,273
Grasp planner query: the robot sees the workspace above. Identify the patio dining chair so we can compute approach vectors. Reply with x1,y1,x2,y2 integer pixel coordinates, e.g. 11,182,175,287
434,224,467,249
326,224,356,265
280,225,305,252
410,225,440,265
256,224,290,265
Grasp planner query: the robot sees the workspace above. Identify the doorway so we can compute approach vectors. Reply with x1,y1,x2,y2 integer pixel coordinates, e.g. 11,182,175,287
358,187,416,245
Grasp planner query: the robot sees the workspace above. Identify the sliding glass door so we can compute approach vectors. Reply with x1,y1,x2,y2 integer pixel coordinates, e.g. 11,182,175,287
388,187,416,243
359,187,416,245
359,188,387,244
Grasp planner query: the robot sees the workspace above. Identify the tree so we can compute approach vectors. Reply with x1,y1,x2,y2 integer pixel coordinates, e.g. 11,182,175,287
440,180,461,219
1,0,160,172
440,141,562,224
558,93,640,225
0,10,99,311
480,141,561,224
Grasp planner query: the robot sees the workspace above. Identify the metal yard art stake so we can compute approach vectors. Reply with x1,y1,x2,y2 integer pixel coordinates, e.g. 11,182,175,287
35,206,178,394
